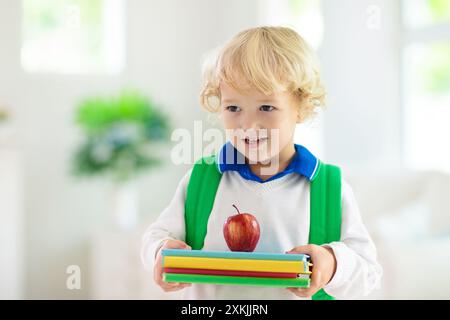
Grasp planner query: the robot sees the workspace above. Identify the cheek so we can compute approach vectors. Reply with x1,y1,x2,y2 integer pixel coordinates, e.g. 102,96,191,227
221,111,237,127
221,114,240,144
266,113,292,132
266,114,297,144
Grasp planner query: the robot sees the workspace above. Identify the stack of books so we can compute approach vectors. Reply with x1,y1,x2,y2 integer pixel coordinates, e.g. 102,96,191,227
162,249,312,288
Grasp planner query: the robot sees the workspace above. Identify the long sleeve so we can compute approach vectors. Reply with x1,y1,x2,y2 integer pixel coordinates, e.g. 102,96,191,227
140,168,193,272
322,178,383,299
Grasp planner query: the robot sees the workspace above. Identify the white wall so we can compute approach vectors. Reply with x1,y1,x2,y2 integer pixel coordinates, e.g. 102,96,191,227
0,146,23,299
0,0,24,300
320,0,402,173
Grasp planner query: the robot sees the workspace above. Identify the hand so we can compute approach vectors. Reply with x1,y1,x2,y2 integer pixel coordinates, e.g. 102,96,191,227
285,244,337,298
154,239,192,292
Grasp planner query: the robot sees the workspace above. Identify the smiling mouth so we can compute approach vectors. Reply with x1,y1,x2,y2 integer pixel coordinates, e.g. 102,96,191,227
243,137,268,147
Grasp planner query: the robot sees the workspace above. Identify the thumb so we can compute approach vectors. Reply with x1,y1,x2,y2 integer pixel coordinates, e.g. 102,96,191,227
285,245,313,255
165,239,191,250
177,241,191,250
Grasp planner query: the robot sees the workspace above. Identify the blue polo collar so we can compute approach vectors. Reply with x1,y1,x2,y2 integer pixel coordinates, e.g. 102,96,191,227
215,141,320,183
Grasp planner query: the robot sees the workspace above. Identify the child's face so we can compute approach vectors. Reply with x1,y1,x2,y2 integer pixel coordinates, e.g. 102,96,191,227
219,81,299,164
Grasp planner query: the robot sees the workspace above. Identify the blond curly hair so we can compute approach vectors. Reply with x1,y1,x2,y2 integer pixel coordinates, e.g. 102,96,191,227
199,26,326,122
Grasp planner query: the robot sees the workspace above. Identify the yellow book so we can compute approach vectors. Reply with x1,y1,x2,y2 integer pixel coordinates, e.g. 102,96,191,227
163,256,311,274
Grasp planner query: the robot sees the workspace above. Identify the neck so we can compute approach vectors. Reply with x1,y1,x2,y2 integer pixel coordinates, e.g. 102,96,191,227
248,143,296,181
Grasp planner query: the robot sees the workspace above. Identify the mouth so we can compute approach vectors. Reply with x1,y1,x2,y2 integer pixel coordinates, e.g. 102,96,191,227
243,137,268,148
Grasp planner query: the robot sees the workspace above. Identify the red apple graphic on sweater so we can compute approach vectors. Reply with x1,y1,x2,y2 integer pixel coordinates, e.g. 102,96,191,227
223,204,260,252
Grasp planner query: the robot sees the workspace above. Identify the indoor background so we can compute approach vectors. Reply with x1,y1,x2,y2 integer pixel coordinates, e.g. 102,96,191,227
1,0,449,299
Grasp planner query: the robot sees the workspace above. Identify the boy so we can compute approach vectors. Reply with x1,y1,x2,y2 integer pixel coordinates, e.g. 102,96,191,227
141,26,382,299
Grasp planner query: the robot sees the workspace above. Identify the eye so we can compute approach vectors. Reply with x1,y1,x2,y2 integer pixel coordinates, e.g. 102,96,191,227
225,105,241,112
260,105,275,112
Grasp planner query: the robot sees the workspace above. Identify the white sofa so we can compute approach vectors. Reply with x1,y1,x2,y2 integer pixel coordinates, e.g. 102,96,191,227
90,168,450,300
345,168,450,299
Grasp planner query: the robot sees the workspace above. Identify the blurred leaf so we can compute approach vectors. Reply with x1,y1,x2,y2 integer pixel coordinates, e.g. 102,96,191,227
0,108,9,122
72,90,171,183
428,0,450,21
422,43,450,94
289,0,316,16
22,0,107,72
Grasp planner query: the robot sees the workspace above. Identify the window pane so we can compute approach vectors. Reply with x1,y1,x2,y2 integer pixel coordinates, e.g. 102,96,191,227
403,0,450,28
403,42,450,173
21,0,125,74
262,0,323,49
288,0,323,49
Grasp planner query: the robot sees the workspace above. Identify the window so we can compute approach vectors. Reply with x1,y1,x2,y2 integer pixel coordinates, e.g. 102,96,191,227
260,0,323,49
402,0,450,173
260,0,325,158
403,0,450,28
21,0,126,74
287,0,323,50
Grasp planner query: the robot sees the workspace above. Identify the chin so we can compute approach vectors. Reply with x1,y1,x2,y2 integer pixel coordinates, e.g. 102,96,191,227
243,148,273,165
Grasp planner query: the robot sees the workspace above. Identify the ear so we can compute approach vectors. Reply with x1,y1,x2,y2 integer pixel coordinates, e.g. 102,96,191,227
290,91,303,123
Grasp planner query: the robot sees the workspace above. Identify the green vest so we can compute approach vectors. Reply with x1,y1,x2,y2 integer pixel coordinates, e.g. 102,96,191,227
184,154,341,300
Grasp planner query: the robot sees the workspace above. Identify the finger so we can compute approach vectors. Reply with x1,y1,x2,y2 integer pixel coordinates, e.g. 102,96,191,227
165,240,192,250
287,270,322,298
311,267,322,287
163,281,191,288
306,270,322,296
166,281,181,286
154,267,163,285
156,274,171,287
161,281,181,289
287,287,312,297
163,282,191,292
163,285,181,292
291,286,319,298
286,244,315,255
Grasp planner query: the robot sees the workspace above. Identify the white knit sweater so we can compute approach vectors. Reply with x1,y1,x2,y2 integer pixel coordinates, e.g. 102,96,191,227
141,168,382,300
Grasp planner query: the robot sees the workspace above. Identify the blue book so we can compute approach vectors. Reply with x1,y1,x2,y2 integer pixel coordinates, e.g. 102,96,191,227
162,249,310,262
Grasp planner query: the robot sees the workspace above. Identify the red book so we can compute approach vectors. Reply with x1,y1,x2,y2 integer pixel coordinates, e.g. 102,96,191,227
163,267,298,278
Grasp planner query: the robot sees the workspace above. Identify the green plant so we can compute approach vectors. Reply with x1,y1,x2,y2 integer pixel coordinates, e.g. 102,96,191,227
0,108,8,123
72,90,171,182
422,43,450,94
428,0,450,21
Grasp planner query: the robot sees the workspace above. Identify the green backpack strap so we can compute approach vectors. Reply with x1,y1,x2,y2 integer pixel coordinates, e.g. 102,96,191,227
309,160,342,300
184,155,222,250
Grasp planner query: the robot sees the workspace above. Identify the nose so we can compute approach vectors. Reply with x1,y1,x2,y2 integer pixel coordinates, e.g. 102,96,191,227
240,113,261,132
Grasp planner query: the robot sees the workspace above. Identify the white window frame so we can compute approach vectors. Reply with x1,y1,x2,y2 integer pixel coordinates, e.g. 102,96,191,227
400,1,450,173
20,0,126,75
